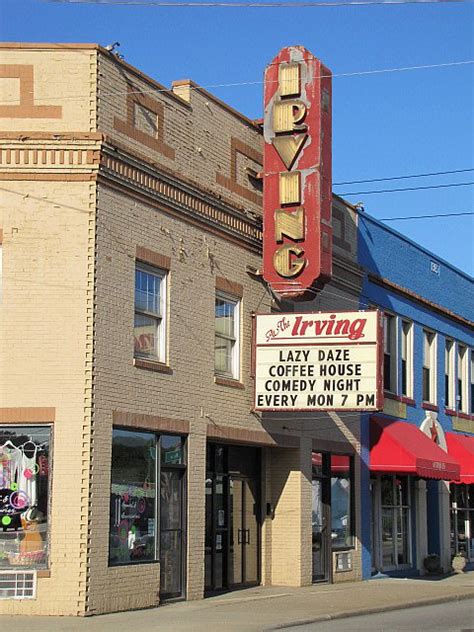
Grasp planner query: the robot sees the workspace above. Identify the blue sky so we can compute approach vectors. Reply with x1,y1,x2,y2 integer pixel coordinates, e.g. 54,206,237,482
2,0,473,275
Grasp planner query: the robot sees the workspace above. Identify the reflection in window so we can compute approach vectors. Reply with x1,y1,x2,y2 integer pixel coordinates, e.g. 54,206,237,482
109,429,156,566
134,263,166,361
330,455,353,549
0,426,51,569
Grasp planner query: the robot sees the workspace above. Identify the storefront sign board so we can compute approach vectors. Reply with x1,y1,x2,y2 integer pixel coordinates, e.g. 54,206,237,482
253,310,383,411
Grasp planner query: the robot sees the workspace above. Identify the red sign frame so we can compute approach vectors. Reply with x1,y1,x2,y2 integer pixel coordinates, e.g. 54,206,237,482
263,46,332,300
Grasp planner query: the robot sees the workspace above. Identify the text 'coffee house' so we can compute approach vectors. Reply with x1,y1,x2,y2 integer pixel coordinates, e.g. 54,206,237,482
253,311,383,411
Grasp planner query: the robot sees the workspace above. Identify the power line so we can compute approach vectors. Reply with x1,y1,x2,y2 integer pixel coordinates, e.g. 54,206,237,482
37,0,473,6
334,167,474,186
379,211,474,220
338,180,474,195
0,59,472,105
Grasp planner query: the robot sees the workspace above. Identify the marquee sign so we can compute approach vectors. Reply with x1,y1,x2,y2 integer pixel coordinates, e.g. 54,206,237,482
263,46,333,300
253,311,383,411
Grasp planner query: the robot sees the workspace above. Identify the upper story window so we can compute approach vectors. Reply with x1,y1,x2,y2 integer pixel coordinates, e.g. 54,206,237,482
383,313,397,393
445,339,455,409
422,330,436,404
401,320,413,398
457,345,468,413
470,350,474,415
215,292,240,379
134,263,167,363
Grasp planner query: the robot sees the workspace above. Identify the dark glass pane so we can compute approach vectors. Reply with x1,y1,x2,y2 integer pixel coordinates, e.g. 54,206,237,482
381,477,394,506
160,470,182,531
445,374,449,405
312,452,323,478
109,429,156,566
384,354,391,391
205,476,213,548
458,378,463,411
423,367,430,401
0,426,50,569
331,472,351,548
401,360,407,396
161,435,184,465
160,530,182,597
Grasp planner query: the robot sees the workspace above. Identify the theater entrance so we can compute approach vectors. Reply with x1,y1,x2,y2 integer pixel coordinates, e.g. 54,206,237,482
205,444,260,593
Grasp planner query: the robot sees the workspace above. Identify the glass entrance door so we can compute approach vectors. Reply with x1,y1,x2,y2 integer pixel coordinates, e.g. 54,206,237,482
160,468,185,599
372,475,411,573
450,484,474,561
230,477,259,587
312,453,331,582
205,444,260,593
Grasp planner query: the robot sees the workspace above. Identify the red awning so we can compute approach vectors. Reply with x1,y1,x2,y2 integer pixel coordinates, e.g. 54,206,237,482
370,417,460,481
446,432,474,484
312,453,350,473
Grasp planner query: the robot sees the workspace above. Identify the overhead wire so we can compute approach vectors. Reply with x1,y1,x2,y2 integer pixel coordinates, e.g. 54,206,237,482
333,167,474,186
37,0,472,6
338,180,474,195
0,59,473,104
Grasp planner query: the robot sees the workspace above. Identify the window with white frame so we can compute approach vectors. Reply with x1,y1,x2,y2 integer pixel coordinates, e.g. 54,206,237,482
214,292,240,379
422,330,436,403
401,320,413,398
134,263,167,362
445,339,455,409
383,313,397,393
457,345,468,413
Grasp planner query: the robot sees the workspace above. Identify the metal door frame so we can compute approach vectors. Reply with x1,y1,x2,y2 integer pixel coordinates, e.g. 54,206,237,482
312,453,332,584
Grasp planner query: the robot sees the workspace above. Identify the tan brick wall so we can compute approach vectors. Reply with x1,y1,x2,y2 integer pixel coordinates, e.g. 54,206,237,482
0,46,98,133
0,44,365,616
97,53,263,217
0,179,95,615
86,182,271,613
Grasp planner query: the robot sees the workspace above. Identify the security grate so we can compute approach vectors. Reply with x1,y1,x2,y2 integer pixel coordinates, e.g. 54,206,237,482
0,571,36,599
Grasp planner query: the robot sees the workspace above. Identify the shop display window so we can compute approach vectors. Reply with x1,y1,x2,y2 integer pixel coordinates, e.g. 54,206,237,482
0,426,51,569
330,455,354,549
109,429,157,566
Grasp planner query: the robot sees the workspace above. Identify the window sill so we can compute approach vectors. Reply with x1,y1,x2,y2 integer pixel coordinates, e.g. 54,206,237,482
422,402,439,412
134,358,173,374
384,392,415,406
448,410,474,421
214,376,245,390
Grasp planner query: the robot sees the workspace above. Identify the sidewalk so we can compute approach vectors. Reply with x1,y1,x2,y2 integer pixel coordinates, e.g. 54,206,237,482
2,572,473,632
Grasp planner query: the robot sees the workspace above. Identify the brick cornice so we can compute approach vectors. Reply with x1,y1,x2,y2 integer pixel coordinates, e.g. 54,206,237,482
99,147,262,252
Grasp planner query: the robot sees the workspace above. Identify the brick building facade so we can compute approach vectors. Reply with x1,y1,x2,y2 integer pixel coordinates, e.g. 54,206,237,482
0,43,365,616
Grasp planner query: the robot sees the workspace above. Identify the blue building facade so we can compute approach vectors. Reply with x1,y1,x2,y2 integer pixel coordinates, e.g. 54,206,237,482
356,210,474,578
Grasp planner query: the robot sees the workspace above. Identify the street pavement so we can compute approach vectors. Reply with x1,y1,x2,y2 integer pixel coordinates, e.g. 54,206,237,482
1,571,473,632
282,598,474,631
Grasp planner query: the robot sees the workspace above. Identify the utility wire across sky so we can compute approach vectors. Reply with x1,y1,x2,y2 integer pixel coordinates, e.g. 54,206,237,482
38,0,473,6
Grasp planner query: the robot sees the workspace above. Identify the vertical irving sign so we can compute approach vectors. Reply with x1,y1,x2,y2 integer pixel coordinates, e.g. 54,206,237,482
263,46,332,300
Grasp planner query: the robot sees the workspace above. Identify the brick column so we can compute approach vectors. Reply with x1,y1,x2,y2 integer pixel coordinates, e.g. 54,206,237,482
268,437,312,587
186,424,207,600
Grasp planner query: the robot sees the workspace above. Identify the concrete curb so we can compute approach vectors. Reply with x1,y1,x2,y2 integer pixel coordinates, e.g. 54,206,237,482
270,591,474,629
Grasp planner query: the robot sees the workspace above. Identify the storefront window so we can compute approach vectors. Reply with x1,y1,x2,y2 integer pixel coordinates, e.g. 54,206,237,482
0,426,51,569
109,429,156,566
330,455,354,549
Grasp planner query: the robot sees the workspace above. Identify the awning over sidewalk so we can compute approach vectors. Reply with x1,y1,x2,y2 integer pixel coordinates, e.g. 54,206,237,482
446,432,474,484
370,417,460,480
